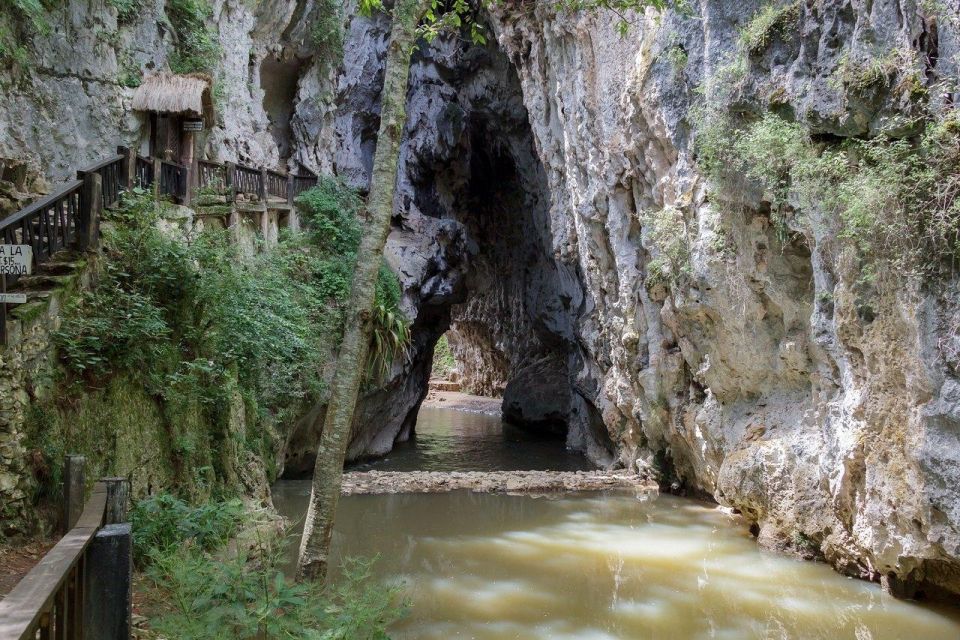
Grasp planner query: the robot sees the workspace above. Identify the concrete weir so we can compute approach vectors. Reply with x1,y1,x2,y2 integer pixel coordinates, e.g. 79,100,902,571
340,470,656,496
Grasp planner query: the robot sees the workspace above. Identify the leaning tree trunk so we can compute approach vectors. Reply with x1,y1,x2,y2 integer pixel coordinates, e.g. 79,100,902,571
296,0,431,582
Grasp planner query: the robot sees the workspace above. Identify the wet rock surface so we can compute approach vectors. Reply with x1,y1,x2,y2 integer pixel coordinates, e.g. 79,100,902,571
340,470,656,496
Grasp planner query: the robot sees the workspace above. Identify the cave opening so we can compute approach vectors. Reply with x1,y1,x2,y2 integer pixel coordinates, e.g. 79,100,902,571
395,34,613,467
260,54,305,160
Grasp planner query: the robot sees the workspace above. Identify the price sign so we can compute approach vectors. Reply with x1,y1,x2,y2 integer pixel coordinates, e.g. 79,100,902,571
183,118,204,132
0,245,32,276
0,293,26,304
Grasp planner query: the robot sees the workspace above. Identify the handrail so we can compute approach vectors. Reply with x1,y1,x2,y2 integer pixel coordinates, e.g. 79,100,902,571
0,482,108,640
0,180,83,230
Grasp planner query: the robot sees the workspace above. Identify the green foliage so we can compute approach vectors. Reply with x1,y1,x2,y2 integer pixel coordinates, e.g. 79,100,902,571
54,190,337,457
740,2,801,56
641,206,691,289
311,0,344,68
297,178,411,381
137,497,406,639
830,48,911,94
131,493,245,566
108,0,142,23
165,0,221,74
693,105,960,283
665,44,688,73
0,0,55,65
431,334,457,380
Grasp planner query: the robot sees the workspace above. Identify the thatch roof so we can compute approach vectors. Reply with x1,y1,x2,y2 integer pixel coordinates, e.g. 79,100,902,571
132,72,214,126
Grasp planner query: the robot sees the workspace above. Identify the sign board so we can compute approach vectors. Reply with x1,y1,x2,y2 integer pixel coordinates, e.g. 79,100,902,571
0,293,27,304
0,245,32,276
183,118,204,132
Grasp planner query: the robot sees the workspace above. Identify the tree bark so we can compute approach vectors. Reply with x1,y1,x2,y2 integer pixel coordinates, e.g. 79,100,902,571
296,0,431,582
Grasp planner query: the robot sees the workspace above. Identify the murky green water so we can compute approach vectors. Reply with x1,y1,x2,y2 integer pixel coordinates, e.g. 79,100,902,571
349,407,593,472
274,408,960,639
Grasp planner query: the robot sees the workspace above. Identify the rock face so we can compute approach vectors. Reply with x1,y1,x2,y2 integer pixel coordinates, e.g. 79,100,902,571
309,0,960,599
3,0,960,601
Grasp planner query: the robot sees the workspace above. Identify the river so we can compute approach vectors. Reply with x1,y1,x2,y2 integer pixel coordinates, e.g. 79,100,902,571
273,407,960,639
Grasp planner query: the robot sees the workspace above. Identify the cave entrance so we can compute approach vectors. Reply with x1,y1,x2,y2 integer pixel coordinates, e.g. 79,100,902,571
393,34,613,467
260,54,305,160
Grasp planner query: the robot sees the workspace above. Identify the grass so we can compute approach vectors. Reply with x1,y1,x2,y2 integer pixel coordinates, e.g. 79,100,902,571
133,494,407,639
740,1,801,56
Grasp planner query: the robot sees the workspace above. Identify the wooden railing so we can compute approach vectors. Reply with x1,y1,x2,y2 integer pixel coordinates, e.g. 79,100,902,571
158,160,188,202
77,154,126,210
0,181,82,291
293,172,318,198
233,163,263,198
198,160,227,192
0,457,131,640
266,169,287,200
134,154,153,190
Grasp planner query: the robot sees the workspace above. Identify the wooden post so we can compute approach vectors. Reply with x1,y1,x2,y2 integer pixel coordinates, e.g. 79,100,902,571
102,478,129,525
77,173,102,251
63,455,86,533
152,158,162,201
259,168,267,202
225,161,236,204
118,146,136,191
287,175,300,233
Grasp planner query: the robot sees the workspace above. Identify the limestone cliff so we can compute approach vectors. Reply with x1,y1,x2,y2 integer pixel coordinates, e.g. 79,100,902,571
2,0,959,601
310,0,960,599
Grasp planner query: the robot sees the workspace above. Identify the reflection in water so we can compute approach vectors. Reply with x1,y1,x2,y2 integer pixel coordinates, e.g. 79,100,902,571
273,484,960,640
349,407,594,472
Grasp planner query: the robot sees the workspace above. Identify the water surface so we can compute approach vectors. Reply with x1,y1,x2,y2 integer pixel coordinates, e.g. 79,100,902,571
275,407,960,639
349,407,593,472
273,485,960,639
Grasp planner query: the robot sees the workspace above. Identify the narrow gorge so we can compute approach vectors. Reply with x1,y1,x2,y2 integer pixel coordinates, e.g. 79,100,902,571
1,0,960,635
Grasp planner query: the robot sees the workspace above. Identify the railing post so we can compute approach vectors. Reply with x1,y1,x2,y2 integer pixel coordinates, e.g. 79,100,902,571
259,168,267,202
63,455,86,533
225,161,236,203
83,477,132,640
287,174,294,207
103,477,129,525
183,166,192,207
118,146,136,191
152,159,162,201
77,173,102,251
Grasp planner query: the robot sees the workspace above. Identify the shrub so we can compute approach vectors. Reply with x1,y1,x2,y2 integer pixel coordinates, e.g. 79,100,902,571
165,0,221,75
641,206,692,289
311,0,344,70
431,334,457,380
740,2,801,56
137,495,407,639
131,493,245,566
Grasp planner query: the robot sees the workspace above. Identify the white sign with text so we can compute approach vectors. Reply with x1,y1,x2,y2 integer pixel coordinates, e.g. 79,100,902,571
0,245,32,276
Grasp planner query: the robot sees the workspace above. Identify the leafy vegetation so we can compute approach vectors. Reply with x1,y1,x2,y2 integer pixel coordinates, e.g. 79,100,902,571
165,0,221,75
133,494,407,639
693,106,960,285
297,177,412,383
431,334,457,380
311,0,344,69
739,1,801,56
0,0,54,65
641,206,692,289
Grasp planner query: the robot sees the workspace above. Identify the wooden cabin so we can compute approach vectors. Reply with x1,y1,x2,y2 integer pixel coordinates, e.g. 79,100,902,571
132,72,214,171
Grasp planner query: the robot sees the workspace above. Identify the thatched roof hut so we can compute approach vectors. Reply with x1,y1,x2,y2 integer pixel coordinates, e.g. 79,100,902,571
132,72,214,127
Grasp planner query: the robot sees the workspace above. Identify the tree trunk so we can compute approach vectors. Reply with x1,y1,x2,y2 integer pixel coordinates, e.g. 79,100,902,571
296,0,431,582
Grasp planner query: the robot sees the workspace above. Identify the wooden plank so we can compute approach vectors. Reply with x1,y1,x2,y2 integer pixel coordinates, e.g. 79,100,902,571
0,484,105,640
0,181,82,230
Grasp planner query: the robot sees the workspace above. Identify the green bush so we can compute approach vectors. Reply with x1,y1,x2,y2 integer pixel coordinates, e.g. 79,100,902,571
137,495,407,639
740,2,801,56
431,334,457,380
131,493,245,566
641,206,692,289
311,0,344,70
165,0,221,74
692,106,960,284
297,179,411,382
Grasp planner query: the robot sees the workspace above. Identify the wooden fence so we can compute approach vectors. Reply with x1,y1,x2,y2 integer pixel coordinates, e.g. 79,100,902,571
0,457,130,640
0,147,319,344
